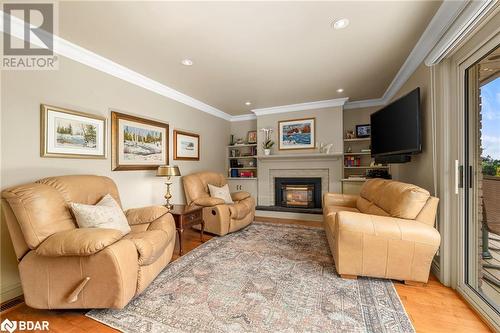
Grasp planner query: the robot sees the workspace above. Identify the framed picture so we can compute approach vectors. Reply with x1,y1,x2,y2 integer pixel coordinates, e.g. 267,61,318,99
111,111,169,171
40,104,106,159
174,130,200,160
247,130,257,144
278,117,316,150
356,124,371,138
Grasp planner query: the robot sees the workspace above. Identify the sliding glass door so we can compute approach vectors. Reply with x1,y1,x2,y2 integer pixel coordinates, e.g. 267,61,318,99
463,44,500,317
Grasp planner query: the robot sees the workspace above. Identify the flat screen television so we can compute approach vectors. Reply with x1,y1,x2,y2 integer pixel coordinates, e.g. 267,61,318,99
370,87,421,159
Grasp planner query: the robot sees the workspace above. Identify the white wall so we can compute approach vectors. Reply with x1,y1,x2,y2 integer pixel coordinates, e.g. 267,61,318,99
0,57,230,301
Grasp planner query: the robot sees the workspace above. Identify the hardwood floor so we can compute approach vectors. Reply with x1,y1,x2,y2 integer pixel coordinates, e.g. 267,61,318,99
1,219,493,333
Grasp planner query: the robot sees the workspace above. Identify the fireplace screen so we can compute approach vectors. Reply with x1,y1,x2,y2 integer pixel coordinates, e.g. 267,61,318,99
282,184,314,208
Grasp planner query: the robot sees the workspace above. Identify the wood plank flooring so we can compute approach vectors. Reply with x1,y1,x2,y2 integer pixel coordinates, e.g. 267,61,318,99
0,218,493,333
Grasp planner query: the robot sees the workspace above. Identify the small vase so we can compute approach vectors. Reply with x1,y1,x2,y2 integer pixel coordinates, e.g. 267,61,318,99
264,149,271,156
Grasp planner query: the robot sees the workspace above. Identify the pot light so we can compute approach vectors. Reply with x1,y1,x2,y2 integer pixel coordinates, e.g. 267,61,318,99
336,88,344,93
181,59,193,66
332,18,349,30
245,101,252,106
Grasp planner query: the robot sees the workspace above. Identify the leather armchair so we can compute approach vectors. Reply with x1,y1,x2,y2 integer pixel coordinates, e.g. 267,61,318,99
182,172,255,236
1,175,176,309
323,178,440,284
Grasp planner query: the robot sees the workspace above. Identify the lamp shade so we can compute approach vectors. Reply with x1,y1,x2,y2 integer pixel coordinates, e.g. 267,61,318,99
157,165,181,177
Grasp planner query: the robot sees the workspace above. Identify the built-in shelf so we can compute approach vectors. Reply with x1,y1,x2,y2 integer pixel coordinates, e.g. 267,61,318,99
344,138,371,142
227,144,257,148
228,167,257,169
228,156,257,159
343,152,371,156
257,152,343,160
227,177,257,180
344,166,389,169
341,178,368,182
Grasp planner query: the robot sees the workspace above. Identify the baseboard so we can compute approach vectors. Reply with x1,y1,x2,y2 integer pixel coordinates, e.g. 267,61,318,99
255,210,323,222
1,282,23,304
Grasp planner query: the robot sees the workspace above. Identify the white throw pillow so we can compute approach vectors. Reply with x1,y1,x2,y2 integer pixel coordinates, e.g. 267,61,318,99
208,184,234,204
70,194,131,235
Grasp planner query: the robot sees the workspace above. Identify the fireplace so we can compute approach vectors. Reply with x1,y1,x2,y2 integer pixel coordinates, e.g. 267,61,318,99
275,177,322,209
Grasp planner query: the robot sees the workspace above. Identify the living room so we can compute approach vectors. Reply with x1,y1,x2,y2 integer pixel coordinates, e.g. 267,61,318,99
1,1,499,332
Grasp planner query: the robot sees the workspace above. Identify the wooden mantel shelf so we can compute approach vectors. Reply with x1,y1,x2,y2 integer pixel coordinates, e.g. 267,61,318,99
257,152,343,160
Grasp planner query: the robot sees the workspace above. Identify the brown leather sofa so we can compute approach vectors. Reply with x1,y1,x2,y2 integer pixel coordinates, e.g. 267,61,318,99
1,175,176,309
182,172,255,236
323,178,440,284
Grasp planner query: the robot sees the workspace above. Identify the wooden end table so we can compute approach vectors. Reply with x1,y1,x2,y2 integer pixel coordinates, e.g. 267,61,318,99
169,204,204,255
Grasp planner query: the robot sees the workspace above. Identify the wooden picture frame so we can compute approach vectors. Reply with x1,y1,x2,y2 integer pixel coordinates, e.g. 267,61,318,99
111,111,169,171
174,130,200,161
278,117,316,150
247,130,257,144
40,104,106,159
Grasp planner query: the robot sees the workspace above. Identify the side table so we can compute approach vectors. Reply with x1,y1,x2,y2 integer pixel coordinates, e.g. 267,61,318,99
169,204,204,255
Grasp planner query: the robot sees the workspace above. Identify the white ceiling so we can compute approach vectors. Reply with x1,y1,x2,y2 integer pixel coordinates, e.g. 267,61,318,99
58,1,442,116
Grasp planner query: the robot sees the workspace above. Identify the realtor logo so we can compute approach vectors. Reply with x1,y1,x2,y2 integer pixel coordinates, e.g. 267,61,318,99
2,2,58,69
0,319,16,333
0,318,49,332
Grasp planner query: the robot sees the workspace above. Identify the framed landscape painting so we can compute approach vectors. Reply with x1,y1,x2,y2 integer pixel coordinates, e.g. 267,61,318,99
174,130,200,160
111,111,169,170
40,104,106,158
278,117,316,150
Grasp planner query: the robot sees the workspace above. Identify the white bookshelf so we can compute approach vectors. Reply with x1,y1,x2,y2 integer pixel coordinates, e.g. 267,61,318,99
342,137,390,194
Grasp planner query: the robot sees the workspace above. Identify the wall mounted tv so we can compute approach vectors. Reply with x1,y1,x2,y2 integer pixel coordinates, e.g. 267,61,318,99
370,87,421,163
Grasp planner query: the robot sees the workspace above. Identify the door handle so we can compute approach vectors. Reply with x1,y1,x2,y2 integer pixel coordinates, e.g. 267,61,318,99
456,160,462,193
468,165,473,189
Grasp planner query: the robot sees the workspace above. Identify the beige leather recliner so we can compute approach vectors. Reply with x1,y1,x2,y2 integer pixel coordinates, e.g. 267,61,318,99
182,172,255,236
1,175,176,309
323,178,440,284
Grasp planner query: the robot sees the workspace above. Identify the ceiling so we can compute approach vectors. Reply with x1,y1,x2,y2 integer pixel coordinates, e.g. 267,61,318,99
58,1,442,116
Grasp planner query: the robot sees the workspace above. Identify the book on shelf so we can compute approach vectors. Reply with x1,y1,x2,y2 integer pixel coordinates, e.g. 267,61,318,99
344,156,361,167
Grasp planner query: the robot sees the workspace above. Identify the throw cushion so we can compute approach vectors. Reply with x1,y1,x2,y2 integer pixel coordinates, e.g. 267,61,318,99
208,184,234,204
70,194,131,235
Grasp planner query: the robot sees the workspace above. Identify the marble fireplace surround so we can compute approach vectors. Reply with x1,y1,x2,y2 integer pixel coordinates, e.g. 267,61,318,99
257,156,342,207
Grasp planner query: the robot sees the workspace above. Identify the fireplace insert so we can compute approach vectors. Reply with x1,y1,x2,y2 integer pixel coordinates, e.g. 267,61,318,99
275,177,322,209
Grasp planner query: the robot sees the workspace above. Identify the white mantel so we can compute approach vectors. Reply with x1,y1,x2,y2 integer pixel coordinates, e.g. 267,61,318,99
257,152,343,161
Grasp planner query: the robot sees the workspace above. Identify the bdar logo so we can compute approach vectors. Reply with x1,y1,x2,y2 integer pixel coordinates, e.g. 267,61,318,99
0,319,17,333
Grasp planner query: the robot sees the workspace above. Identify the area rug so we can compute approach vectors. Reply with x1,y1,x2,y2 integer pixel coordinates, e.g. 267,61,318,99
87,222,414,333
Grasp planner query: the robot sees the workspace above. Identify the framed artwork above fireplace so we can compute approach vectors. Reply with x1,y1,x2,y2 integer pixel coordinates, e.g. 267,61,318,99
278,117,316,150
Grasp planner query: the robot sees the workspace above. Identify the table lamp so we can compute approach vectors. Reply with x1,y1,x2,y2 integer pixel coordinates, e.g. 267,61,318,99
156,165,181,209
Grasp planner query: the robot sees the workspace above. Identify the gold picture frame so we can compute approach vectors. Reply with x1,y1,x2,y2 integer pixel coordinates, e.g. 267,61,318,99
111,111,169,171
278,117,316,150
173,130,200,161
40,104,106,159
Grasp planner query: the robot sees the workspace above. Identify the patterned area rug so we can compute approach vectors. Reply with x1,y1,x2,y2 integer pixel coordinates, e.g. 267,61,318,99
87,222,414,333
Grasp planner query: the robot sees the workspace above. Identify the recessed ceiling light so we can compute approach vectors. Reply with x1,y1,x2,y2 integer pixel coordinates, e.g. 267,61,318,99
337,88,344,93
181,59,193,66
332,18,349,30
245,101,252,106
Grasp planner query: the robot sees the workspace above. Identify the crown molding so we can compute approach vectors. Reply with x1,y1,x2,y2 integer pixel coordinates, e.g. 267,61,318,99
1,11,233,122
344,98,385,110
425,0,496,66
230,114,257,122
250,98,349,116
